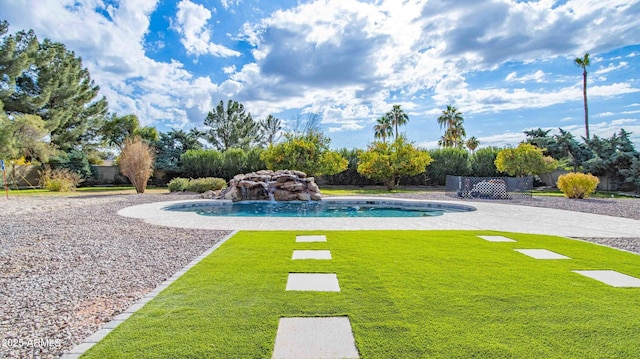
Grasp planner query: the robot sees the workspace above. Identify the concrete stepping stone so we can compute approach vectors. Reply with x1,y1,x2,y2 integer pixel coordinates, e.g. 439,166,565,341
292,250,332,260
272,317,359,359
573,270,640,287
296,235,327,242
478,235,517,242
286,273,340,292
514,249,570,259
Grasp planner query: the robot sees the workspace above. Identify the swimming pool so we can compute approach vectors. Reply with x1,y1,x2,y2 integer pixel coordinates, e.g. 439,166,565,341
163,199,475,218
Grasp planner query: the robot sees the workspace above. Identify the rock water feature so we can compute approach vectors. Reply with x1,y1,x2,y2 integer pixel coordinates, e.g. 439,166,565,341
219,170,322,202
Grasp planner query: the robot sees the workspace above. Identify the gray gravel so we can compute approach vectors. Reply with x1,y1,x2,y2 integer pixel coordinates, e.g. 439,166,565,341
0,193,228,359
0,191,639,358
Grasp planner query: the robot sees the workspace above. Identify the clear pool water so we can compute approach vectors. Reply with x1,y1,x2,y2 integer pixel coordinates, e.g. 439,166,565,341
164,200,473,218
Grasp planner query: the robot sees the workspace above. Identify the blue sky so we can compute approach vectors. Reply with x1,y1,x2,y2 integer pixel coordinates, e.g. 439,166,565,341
1,0,639,149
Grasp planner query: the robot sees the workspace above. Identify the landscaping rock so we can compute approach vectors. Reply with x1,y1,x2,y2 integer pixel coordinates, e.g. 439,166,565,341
0,193,229,358
200,190,221,199
219,170,322,201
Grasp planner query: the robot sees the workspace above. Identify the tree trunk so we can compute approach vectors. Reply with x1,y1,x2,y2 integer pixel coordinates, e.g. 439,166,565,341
583,69,589,139
385,178,395,191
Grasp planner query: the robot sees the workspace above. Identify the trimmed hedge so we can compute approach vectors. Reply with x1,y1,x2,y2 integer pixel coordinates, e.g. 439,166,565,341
168,177,227,193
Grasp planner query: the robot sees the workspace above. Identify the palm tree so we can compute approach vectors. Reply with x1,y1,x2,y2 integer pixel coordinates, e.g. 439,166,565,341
373,115,393,143
465,136,479,152
386,104,409,140
574,53,591,139
437,105,466,147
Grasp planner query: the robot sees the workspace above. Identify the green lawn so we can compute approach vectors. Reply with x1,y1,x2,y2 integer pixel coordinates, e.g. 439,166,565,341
83,230,640,358
321,187,432,196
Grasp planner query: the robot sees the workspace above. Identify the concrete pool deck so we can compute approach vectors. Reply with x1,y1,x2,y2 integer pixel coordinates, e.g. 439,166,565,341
117,196,640,238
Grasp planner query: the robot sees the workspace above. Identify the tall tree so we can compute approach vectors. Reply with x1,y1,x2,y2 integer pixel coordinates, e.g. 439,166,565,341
0,113,56,163
0,24,38,108
260,114,282,146
154,128,204,175
583,129,638,190
574,53,591,139
100,114,158,149
386,104,409,140
204,99,259,151
437,105,466,148
465,136,479,152
373,115,393,143
553,128,592,172
1,25,108,151
523,128,563,159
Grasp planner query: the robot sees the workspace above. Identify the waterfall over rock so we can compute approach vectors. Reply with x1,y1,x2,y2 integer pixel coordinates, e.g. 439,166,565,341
219,170,322,202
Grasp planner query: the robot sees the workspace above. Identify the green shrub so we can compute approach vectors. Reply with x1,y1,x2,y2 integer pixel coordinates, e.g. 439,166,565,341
471,147,502,177
245,147,266,173
48,149,94,181
357,137,433,190
181,149,224,178
260,131,347,177
39,168,82,192
186,177,227,193
557,172,599,199
168,177,190,192
425,148,471,185
495,143,558,177
221,148,248,180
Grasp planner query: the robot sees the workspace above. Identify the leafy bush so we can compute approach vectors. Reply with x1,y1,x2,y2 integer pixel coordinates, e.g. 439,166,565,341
187,177,227,193
425,147,471,185
168,177,191,192
221,148,248,180
471,147,502,177
495,143,557,177
168,177,227,193
357,137,433,190
323,148,375,186
48,149,94,181
245,147,266,173
261,131,347,177
39,168,82,192
181,149,224,178
556,172,599,199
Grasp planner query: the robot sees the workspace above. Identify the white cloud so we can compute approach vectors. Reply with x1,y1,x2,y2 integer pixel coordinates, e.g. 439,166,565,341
234,0,640,135
432,82,639,115
220,0,242,10
594,61,629,75
1,0,639,146
174,0,240,57
222,65,236,74
0,0,237,129
505,70,547,83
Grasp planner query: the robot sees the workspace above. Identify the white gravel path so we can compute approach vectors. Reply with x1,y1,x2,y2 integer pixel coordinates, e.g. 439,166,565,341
0,191,638,358
0,193,229,358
